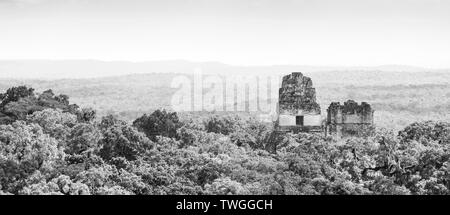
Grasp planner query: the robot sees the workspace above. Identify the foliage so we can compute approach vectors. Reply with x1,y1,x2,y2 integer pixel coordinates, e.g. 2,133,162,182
76,108,97,123
399,121,450,145
0,86,35,108
0,86,449,195
20,175,90,195
26,109,77,141
0,87,79,124
0,121,64,193
99,115,154,161
133,109,182,140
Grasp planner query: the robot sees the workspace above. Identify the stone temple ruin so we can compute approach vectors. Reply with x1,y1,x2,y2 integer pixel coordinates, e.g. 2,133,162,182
276,72,374,137
276,72,322,133
326,100,374,137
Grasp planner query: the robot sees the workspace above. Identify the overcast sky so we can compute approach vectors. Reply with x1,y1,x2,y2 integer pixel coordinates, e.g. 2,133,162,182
1,0,449,68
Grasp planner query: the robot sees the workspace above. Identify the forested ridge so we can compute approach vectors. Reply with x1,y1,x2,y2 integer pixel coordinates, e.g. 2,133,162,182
0,86,449,195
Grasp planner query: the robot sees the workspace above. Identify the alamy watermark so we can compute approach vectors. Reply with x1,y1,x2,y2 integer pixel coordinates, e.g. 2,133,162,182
170,68,282,121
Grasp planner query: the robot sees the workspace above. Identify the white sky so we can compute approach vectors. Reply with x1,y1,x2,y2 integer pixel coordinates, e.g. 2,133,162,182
1,0,450,68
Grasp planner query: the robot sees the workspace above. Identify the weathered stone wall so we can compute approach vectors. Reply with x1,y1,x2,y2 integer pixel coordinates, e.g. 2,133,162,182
278,72,321,115
326,100,374,137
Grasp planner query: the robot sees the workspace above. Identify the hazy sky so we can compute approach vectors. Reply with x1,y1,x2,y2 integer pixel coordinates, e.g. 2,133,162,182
1,0,450,68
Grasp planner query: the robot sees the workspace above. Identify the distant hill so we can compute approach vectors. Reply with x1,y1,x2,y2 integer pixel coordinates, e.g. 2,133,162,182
0,60,446,79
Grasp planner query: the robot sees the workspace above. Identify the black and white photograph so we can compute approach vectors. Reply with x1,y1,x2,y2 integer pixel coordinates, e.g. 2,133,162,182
0,0,449,209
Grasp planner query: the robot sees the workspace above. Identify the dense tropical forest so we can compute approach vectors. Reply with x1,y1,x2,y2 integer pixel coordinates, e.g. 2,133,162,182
0,86,449,195
2,70,449,131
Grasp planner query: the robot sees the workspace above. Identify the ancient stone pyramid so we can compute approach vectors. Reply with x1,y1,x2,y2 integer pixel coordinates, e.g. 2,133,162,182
278,72,321,115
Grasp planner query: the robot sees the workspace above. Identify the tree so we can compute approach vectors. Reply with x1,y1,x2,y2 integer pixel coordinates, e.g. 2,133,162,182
20,175,90,195
204,177,249,195
0,121,65,193
0,87,80,123
99,115,153,161
2,96,44,121
203,114,242,135
96,185,133,195
399,121,450,145
133,109,182,140
26,109,77,142
0,86,34,108
74,164,117,193
77,108,97,123
66,123,101,156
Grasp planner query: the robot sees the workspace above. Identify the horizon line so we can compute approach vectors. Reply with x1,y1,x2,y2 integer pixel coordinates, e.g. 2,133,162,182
0,58,447,70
